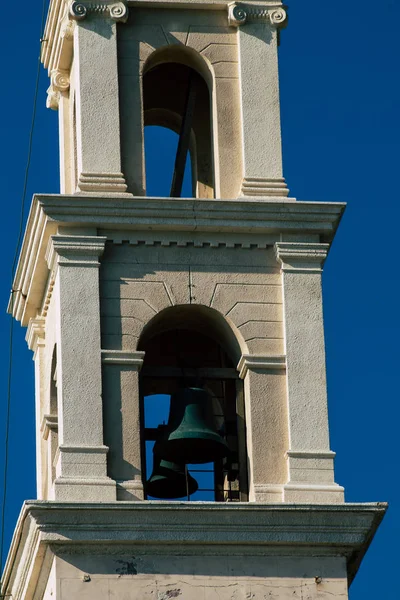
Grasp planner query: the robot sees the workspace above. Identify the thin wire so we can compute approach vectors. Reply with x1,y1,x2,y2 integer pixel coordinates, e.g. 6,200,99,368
0,1,48,595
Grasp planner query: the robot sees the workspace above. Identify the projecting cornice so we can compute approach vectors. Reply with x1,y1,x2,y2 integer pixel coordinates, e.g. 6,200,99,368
8,195,345,326
1,501,387,599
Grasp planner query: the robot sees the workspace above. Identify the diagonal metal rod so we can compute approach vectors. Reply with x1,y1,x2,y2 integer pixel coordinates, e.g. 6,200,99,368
170,72,197,198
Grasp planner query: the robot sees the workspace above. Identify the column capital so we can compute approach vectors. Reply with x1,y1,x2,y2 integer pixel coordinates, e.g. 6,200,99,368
46,69,70,111
228,3,288,28
237,354,286,379
69,1,129,22
46,235,107,272
274,242,330,274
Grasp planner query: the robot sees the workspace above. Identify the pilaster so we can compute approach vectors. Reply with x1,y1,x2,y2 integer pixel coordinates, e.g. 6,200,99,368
46,234,116,501
275,242,344,503
101,350,145,500
238,354,288,502
26,318,47,500
230,3,290,199
71,2,129,193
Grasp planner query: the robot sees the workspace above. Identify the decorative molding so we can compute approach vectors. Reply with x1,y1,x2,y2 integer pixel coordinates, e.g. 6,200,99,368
237,354,286,378
51,69,70,92
41,414,58,441
59,444,109,454
286,450,336,460
46,235,107,272
101,350,145,368
283,483,345,493
69,1,129,22
107,237,272,249
77,172,128,193
26,317,46,356
41,274,55,319
228,3,288,28
46,69,70,110
241,177,289,198
275,242,330,273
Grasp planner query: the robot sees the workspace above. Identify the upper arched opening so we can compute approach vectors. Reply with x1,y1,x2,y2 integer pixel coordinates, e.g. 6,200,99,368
143,46,215,199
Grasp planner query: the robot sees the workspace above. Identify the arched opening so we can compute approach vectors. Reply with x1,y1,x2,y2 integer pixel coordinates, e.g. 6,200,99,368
138,306,248,502
143,49,215,199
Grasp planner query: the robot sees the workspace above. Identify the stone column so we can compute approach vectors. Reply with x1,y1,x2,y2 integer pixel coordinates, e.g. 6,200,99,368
102,350,145,500
275,242,344,503
229,4,289,198
46,234,116,501
70,2,129,193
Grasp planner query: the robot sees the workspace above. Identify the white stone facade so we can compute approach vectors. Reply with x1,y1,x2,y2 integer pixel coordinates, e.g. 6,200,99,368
2,0,387,598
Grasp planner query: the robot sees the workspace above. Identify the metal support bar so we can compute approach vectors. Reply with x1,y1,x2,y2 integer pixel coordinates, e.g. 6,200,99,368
170,72,198,198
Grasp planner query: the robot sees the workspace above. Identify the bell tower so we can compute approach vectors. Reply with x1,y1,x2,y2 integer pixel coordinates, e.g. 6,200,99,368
2,1,386,599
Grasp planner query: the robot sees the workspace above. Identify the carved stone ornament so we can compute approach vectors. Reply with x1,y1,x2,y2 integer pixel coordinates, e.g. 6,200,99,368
46,70,70,111
51,69,70,92
46,85,60,111
69,1,129,23
228,3,287,27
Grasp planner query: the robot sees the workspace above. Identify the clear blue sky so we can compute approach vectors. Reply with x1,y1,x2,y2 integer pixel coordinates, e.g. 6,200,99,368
0,1,398,598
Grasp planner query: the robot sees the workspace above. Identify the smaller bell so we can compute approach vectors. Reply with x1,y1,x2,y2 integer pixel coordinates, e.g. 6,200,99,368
146,441,198,499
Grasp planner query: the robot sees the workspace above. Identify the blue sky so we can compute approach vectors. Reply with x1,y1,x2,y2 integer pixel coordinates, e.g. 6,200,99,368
0,1,399,598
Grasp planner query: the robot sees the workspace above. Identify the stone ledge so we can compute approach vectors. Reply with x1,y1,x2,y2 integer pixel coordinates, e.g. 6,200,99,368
2,500,387,600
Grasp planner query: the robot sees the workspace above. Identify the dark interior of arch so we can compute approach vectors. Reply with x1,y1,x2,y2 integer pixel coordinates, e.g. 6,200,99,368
138,308,248,502
143,61,214,198
138,305,242,367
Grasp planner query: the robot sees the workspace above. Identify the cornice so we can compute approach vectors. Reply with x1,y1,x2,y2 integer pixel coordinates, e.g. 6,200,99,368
1,501,387,599
9,195,345,327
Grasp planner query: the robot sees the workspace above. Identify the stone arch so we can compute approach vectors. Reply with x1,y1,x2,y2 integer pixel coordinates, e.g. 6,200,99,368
142,45,219,198
137,304,247,366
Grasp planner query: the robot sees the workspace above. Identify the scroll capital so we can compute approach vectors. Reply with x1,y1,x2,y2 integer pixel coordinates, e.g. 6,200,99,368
46,70,70,111
228,3,288,28
68,1,129,23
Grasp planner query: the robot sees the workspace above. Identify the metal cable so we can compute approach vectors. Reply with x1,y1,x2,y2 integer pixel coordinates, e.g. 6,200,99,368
0,1,48,595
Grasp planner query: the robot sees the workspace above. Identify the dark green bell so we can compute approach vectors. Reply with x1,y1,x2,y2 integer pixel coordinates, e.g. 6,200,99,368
146,446,198,499
159,387,229,464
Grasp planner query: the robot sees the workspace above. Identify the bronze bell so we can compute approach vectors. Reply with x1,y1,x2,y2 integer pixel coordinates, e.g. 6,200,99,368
146,441,198,499
159,387,229,464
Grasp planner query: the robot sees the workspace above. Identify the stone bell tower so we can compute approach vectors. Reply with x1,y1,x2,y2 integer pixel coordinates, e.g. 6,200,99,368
2,1,386,599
